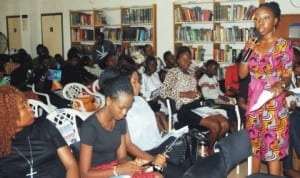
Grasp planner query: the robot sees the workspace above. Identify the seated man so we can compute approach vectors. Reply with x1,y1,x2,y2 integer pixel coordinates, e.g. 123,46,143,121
198,59,237,131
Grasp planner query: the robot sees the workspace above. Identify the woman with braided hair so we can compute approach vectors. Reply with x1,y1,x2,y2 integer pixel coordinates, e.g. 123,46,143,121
0,85,79,178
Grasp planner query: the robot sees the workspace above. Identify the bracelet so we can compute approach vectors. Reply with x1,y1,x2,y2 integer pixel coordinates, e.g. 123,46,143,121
113,166,118,176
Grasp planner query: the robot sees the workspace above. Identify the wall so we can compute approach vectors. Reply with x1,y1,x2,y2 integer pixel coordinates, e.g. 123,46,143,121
0,0,299,58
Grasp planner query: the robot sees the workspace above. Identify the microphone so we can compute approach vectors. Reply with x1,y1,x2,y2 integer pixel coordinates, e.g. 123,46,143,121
242,38,258,62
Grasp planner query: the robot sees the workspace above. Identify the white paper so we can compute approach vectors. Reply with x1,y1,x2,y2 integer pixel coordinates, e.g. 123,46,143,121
191,106,228,118
159,126,189,144
289,87,300,94
250,90,274,112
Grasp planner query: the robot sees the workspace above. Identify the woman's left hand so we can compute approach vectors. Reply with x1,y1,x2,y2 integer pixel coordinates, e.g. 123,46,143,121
271,81,285,97
152,154,168,168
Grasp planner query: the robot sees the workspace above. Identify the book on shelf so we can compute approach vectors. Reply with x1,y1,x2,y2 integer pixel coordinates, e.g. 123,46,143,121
122,7,152,24
175,6,212,22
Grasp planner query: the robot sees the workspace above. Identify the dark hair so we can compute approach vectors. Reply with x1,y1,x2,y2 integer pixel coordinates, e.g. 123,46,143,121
117,55,139,74
145,55,157,65
163,51,172,62
98,52,115,69
259,1,281,27
96,32,105,39
175,46,191,61
293,46,300,58
99,69,133,98
205,59,218,68
67,47,79,60
144,44,152,51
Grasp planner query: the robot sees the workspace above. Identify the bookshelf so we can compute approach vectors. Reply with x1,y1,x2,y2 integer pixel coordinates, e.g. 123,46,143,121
120,4,157,56
276,14,300,44
69,4,157,57
173,0,264,79
69,9,105,56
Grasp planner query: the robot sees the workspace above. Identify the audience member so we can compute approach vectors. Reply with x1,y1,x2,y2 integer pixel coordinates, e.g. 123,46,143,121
82,55,102,77
32,44,55,71
238,2,293,175
160,46,229,155
144,44,164,72
283,46,300,178
0,85,79,178
54,53,65,70
92,31,116,65
224,52,242,97
79,69,165,178
198,59,237,131
159,50,176,82
61,47,97,85
123,66,187,178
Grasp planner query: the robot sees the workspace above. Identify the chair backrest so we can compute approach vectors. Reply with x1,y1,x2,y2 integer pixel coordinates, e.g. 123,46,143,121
62,82,105,112
92,79,100,93
27,99,56,118
30,83,52,106
46,108,87,145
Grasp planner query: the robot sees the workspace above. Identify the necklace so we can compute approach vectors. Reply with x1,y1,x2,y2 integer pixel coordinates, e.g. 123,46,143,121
13,136,37,178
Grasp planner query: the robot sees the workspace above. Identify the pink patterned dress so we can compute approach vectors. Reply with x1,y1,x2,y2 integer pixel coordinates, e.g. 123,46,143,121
246,38,293,161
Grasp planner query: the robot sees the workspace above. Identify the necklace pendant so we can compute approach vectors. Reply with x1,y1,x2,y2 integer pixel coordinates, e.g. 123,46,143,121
26,167,37,178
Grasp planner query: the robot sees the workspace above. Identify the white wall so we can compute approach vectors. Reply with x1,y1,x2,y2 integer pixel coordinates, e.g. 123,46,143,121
0,0,299,58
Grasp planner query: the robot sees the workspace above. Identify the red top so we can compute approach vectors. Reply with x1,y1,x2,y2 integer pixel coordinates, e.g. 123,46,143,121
225,64,239,96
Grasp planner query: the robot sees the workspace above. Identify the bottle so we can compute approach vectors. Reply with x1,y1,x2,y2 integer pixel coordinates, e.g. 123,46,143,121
199,140,208,157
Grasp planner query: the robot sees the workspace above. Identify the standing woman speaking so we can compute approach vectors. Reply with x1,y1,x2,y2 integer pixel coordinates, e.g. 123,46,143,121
239,1,294,176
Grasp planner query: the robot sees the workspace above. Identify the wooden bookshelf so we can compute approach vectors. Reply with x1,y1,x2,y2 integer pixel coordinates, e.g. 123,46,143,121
120,4,157,56
173,0,264,80
276,14,300,43
69,4,157,57
69,9,104,56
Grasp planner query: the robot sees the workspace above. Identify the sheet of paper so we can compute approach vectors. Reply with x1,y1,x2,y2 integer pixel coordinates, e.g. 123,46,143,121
289,87,300,94
191,106,228,118
250,90,274,112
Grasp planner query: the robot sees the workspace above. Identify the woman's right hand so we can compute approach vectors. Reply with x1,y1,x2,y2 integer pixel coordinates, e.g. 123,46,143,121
117,161,141,175
180,91,201,99
245,37,259,51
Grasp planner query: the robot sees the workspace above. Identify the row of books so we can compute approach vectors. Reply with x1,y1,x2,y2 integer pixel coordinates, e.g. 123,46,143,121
71,29,94,41
122,27,152,42
214,25,256,42
214,4,257,21
176,26,213,42
190,45,206,61
213,46,242,63
70,11,104,26
121,8,153,24
103,28,122,42
174,6,213,22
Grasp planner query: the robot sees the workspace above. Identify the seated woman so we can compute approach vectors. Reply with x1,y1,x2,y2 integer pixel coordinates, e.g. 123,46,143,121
140,56,168,132
160,46,229,156
0,85,79,178
79,70,165,178
116,62,187,177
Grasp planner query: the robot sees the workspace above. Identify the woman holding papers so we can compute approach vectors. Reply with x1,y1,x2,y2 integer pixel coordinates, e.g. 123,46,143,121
239,2,294,176
160,46,229,156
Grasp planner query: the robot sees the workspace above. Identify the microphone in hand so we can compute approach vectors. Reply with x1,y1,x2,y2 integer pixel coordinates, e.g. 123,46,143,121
242,38,258,62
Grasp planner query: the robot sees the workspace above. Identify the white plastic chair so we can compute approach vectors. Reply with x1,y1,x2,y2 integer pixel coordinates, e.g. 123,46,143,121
91,79,100,93
27,83,57,110
27,99,56,118
46,108,87,145
62,82,105,112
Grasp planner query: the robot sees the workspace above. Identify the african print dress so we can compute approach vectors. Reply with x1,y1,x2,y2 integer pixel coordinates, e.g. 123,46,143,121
246,38,293,161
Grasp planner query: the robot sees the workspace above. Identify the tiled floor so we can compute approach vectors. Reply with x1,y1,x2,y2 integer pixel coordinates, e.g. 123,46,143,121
227,159,268,178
